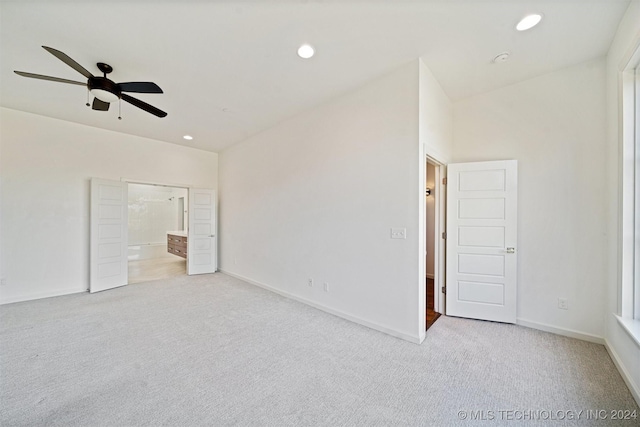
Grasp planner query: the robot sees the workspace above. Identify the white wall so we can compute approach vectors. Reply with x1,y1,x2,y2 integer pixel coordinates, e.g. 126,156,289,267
605,0,640,405
420,60,453,164
128,184,188,245
453,58,607,341
219,61,429,342
419,60,453,316
128,184,188,261
0,108,218,303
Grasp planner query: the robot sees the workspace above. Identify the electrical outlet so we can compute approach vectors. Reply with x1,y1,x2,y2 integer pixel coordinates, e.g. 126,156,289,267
308,278,313,287
558,298,568,310
323,282,329,292
391,228,407,239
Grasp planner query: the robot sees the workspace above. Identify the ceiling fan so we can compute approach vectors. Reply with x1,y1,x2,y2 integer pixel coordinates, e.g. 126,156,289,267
14,46,167,118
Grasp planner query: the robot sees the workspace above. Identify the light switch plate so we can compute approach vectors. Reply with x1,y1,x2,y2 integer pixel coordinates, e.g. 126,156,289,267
391,228,407,239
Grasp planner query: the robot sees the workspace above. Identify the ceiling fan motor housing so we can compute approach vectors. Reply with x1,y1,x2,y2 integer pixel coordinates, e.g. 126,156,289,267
88,76,120,103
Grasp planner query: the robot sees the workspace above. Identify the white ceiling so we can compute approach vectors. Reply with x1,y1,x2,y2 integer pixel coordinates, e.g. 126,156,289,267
0,0,631,153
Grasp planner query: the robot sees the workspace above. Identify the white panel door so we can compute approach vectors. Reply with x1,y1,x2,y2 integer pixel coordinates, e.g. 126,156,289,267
90,178,128,293
188,188,217,275
446,160,517,323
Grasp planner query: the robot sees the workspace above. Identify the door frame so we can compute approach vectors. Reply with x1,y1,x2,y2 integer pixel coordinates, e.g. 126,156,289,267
426,156,447,315
122,178,192,190
121,178,192,278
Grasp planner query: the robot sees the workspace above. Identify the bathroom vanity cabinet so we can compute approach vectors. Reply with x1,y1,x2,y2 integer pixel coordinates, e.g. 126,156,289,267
167,232,187,259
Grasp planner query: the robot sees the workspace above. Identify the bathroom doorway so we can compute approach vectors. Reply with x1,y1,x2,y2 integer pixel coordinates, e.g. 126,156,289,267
425,157,446,330
127,182,189,284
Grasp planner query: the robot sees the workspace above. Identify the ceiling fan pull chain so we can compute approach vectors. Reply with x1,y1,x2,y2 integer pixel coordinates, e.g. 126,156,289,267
118,98,122,120
86,88,90,107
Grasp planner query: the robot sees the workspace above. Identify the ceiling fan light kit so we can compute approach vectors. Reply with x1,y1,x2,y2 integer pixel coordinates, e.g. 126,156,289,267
14,46,167,118
89,63,120,103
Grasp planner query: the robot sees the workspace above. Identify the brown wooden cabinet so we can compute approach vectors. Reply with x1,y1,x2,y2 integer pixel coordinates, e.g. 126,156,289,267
167,232,187,259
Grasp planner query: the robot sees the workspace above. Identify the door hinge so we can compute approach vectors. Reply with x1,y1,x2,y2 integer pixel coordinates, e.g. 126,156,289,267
441,286,446,295
442,177,447,185
441,232,447,239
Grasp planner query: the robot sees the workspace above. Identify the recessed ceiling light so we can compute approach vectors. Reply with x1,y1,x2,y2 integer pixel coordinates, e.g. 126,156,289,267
297,44,315,59
183,135,193,141
516,14,543,31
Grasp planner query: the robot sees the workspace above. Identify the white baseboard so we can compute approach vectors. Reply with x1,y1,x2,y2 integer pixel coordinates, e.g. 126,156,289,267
220,269,422,344
516,318,604,345
605,338,640,408
517,318,640,406
0,287,86,305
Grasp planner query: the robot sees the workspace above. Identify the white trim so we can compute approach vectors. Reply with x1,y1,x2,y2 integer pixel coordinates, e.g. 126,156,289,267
616,315,640,348
425,156,447,315
618,27,640,72
605,338,640,407
436,163,447,314
620,67,636,318
0,287,86,305
516,317,604,345
430,160,441,312
636,67,640,319
121,177,191,189
417,139,427,338
220,270,423,344
619,28,640,320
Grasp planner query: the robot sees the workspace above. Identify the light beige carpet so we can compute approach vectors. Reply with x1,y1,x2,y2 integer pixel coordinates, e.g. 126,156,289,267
1,272,638,426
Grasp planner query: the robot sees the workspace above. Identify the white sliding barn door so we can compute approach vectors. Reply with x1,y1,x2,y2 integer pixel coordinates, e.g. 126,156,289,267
446,160,518,323
90,178,128,293
188,189,217,275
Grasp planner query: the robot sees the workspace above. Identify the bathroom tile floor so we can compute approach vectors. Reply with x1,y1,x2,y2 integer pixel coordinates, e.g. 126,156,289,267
128,257,186,284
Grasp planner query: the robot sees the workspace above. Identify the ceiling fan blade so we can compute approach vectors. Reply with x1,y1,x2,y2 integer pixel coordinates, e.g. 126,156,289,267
92,98,110,111
121,93,167,118
118,82,163,94
42,46,94,78
14,71,86,86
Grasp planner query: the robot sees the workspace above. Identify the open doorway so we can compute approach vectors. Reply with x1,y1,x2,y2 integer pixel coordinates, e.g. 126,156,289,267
90,179,217,293
127,183,188,284
425,157,446,330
